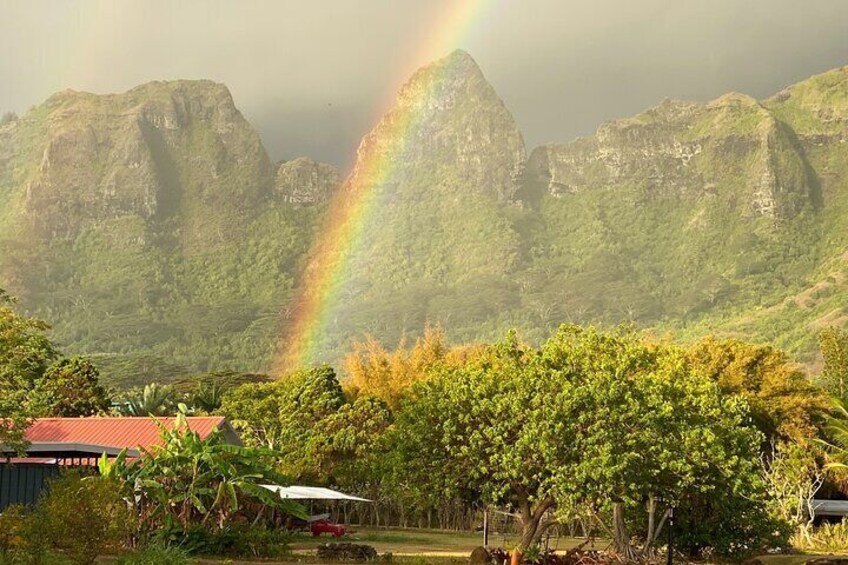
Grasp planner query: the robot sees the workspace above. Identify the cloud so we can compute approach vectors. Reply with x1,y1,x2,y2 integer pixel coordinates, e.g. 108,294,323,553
1,0,846,168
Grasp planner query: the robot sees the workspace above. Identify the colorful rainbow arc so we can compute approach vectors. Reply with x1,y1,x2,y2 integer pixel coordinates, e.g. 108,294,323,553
275,0,493,373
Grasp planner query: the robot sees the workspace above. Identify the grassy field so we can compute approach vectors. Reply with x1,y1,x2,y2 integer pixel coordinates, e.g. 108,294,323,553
112,528,847,564
289,526,608,557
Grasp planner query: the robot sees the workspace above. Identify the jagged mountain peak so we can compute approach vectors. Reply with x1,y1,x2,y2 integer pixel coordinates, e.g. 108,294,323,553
350,50,525,201
275,157,340,206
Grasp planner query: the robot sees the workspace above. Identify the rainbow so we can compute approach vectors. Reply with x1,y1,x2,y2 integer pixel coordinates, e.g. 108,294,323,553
275,0,495,373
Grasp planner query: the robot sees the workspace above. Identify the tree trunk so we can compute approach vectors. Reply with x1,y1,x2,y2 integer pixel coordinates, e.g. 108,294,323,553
612,502,639,561
511,496,555,565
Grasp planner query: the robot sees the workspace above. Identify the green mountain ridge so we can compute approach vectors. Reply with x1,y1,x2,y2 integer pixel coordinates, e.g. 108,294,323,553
1,53,847,385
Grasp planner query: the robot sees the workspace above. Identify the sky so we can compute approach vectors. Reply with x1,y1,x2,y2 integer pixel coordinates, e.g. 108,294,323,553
2,0,848,170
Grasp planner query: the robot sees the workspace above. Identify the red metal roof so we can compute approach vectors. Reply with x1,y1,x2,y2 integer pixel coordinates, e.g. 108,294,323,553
24,417,231,452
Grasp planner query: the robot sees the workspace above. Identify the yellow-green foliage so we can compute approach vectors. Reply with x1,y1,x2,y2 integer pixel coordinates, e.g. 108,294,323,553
792,521,848,553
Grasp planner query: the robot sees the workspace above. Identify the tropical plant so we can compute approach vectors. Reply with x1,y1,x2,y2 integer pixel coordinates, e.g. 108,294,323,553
173,371,270,414
117,383,179,416
100,411,304,537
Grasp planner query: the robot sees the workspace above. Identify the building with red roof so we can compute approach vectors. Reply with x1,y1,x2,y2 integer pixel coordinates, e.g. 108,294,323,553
20,416,241,459
1,416,242,510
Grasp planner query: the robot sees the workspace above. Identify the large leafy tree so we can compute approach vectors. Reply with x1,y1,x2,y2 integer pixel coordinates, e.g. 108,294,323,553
35,356,111,417
387,332,561,564
221,366,392,488
543,327,778,560
0,289,58,451
389,326,781,563
1,289,112,449
221,366,345,480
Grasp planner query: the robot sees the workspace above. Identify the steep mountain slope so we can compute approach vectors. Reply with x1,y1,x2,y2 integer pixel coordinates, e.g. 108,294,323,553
676,66,848,357
522,93,819,326
326,58,848,362
309,51,528,359
0,81,331,385
2,55,848,382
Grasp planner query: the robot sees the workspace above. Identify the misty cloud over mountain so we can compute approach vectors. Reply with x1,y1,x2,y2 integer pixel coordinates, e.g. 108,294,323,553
2,0,847,167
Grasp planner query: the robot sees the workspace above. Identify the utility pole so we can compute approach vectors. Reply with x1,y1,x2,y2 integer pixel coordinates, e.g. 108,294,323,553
483,507,489,547
667,506,674,565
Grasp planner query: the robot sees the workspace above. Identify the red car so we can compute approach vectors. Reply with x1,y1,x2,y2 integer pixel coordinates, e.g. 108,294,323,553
310,518,347,538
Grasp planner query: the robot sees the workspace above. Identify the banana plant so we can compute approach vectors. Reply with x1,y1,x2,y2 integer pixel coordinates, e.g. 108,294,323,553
101,410,304,534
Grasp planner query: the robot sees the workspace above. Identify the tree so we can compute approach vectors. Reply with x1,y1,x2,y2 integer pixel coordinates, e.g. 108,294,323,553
387,332,567,565
0,289,57,452
173,371,270,414
35,356,111,417
221,366,347,481
388,326,782,563
687,336,827,443
542,326,777,560
309,394,392,488
343,326,483,410
763,441,823,547
820,327,848,399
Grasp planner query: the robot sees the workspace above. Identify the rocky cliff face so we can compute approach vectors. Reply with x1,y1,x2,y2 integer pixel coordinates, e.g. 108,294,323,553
275,157,340,205
307,50,528,360
527,93,813,219
5,81,274,247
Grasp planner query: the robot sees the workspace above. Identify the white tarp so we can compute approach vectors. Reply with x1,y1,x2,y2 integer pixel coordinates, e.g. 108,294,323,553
261,484,371,502
813,499,848,516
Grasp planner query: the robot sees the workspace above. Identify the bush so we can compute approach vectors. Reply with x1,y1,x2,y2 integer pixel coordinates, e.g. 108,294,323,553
152,523,290,558
34,471,132,564
0,504,64,564
112,544,190,565
793,521,848,553
317,542,378,561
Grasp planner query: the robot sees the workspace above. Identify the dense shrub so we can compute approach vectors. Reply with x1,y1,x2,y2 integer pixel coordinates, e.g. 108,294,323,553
0,472,135,565
152,523,290,558
316,542,378,561
34,472,133,564
0,504,52,564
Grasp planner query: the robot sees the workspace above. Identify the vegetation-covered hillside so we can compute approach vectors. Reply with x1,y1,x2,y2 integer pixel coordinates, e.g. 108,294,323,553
0,81,330,385
1,53,848,384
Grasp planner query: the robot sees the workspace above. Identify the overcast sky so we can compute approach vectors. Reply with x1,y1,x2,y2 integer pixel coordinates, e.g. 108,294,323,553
2,0,848,169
